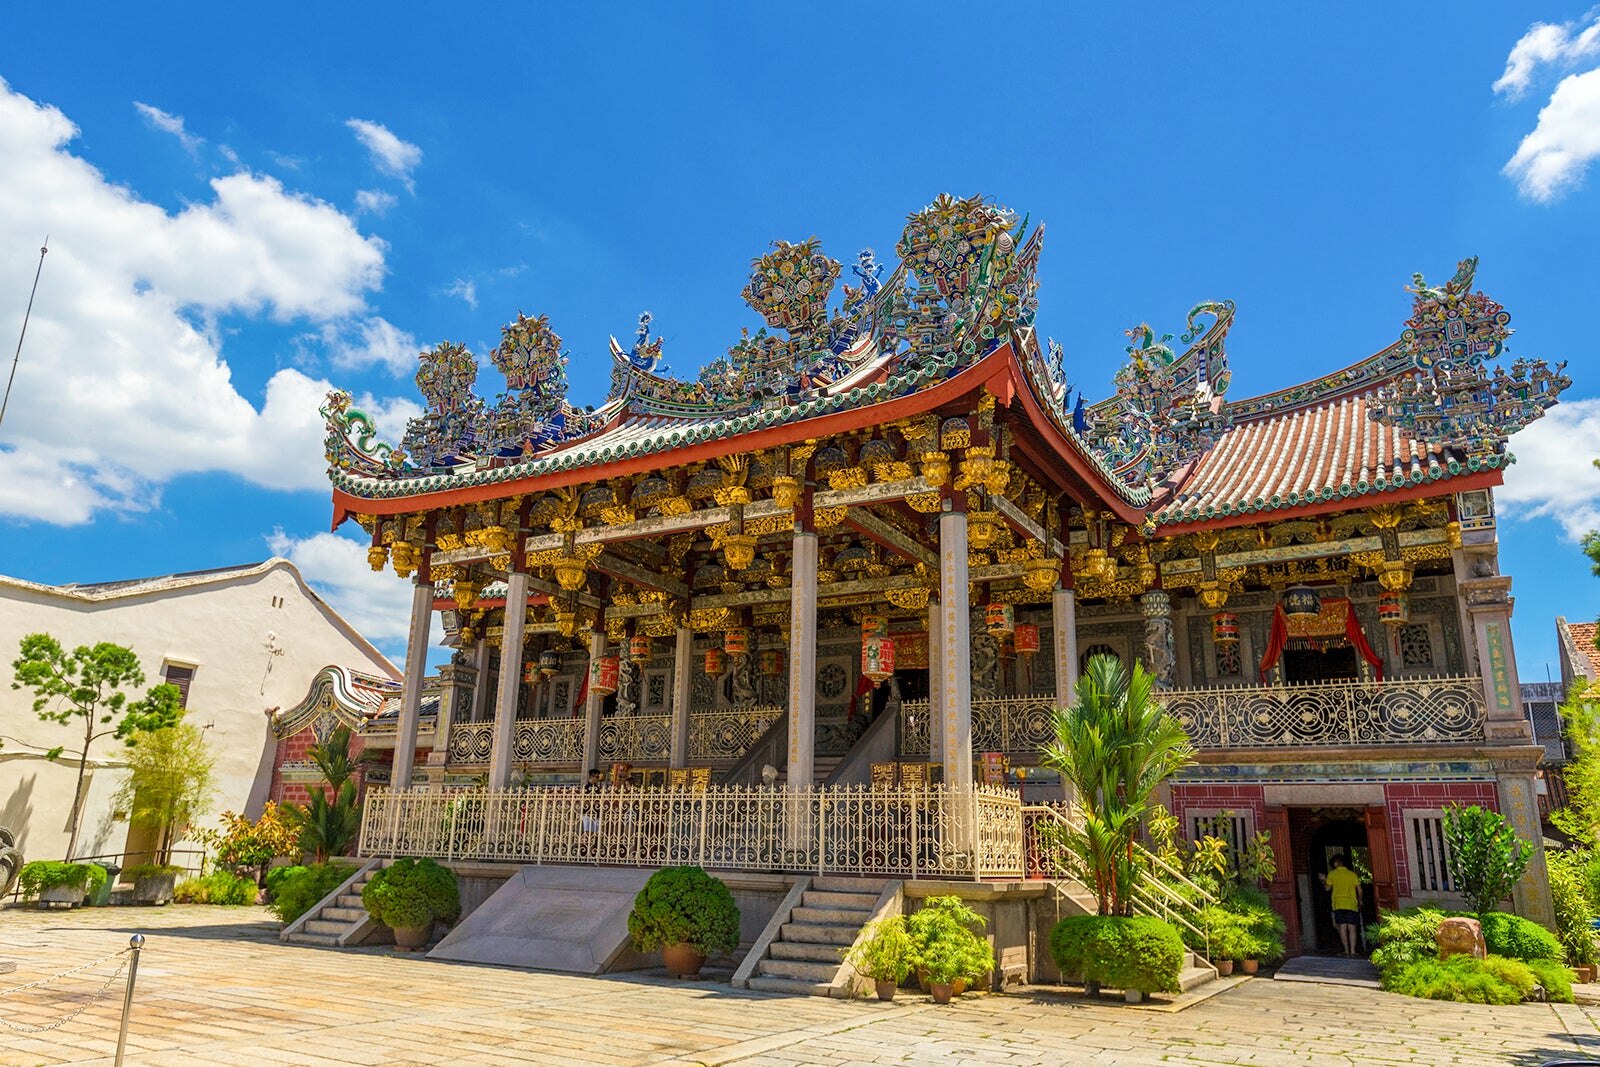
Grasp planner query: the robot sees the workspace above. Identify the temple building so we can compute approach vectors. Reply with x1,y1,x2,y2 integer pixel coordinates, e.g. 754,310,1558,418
318,194,1571,957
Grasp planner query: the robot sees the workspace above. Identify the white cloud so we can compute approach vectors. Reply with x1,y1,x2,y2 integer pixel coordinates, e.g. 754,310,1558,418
133,101,201,156
1494,13,1600,99
335,317,419,375
443,277,478,309
267,527,444,661
1504,67,1600,201
0,77,412,525
355,188,397,216
1498,396,1600,539
345,118,421,191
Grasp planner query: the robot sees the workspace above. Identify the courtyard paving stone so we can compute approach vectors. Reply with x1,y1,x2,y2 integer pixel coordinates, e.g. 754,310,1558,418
2,905,1599,1065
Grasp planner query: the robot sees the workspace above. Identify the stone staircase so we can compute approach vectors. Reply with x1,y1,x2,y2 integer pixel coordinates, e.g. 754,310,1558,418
1178,951,1219,992
738,877,892,996
282,862,380,947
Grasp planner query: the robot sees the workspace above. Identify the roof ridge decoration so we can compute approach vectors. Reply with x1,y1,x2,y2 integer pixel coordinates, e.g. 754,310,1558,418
1366,256,1569,459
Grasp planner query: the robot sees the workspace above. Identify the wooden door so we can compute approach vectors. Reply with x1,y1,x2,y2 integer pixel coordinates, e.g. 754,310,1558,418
1364,805,1399,912
1263,806,1301,956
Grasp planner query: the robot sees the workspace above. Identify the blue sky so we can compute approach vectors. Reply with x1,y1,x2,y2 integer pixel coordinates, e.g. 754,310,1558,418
0,3,1597,679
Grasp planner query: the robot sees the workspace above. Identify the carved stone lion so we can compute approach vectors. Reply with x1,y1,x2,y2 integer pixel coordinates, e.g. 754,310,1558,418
0,827,22,899
1437,916,1486,961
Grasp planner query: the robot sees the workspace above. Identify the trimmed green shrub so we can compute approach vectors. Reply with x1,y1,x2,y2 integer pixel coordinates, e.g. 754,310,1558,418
362,858,461,931
1049,915,1185,995
627,866,740,956
1370,908,1447,978
1195,905,1253,960
1480,911,1563,963
18,861,96,898
266,862,355,924
174,870,258,905
1526,958,1576,1003
1384,954,1526,1005
83,863,108,903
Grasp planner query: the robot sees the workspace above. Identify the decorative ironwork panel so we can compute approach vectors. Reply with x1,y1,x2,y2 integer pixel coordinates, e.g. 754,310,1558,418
688,706,782,763
1160,676,1486,748
898,695,1056,757
599,715,672,764
448,722,494,763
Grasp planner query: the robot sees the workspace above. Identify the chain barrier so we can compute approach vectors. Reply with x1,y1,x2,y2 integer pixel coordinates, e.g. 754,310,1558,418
0,946,130,1034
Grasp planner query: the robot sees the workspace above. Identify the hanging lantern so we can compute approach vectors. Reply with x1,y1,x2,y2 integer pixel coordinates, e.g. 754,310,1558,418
538,649,562,677
629,635,652,662
1212,613,1240,645
860,614,889,639
1282,586,1321,618
862,634,896,684
704,647,726,675
590,655,620,696
1014,623,1040,656
1378,590,1410,627
523,661,540,684
724,627,750,657
759,649,786,677
985,602,1015,636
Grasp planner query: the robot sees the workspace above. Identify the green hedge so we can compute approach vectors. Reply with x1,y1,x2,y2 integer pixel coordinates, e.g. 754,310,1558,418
1382,953,1572,1005
1480,912,1563,963
174,871,258,906
1049,915,1185,994
362,858,461,930
18,861,104,899
266,862,355,924
627,866,740,956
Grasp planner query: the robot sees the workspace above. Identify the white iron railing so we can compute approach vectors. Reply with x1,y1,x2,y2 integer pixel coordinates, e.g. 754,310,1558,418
358,783,1025,880
900,694,1056,757
447,706,783,767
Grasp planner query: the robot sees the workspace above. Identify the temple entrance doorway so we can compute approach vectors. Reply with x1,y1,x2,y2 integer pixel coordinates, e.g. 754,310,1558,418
1282,644,1360,685
1289,808,1379,954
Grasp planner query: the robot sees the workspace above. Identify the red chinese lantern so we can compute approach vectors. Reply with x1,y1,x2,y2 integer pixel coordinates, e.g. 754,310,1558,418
985,602,1014,636
590,655,620,696
523,661,540,684
1378,590,1410,627
862,635,896,684
1013,623,1040,657
759,649,786,677
629,635,651,662
725,627,749,657
704,647,725,675
1212,613,1240,645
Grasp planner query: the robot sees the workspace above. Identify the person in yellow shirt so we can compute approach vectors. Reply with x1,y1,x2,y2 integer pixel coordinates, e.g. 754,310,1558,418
1322,854,1363,956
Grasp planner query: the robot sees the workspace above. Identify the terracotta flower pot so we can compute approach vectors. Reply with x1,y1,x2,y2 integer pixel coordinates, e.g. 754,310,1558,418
1214,959,1234,977
1240,959,1260,975
930,981,954,1005
1576,965,1595,984
916,967,931,994
393,924,432,951
662,942,707,978
951,976,968,996
875,979,898,1002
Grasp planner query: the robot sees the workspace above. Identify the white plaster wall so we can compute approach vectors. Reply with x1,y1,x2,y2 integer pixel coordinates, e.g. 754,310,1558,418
0,561,397,863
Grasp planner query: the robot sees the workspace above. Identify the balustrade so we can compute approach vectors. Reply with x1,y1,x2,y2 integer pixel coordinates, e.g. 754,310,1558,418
446,706,783,768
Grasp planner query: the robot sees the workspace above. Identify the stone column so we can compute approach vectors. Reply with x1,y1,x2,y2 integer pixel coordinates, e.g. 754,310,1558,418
487,569,530,790
1495,765,1556,926
670,623,693,770
1052,586,1078,710
1140,589,1176,688
939,506,972,788
581,629,607,775
1462,575,1533,743
787,527,818,790
927,597,945,769
392,577,434,791
470,641,492,723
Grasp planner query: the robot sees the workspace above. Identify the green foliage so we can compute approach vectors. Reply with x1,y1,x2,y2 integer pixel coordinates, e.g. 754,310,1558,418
198,803,302,884
11,633,186,859
1549,851,1600,966
1049,914,1184,994
1237,831,1278,889
1370,908,1447,978
1555,686,1600,845
907,896,993,985
1526,958,1576,1003
173,870,258,905
123,862,182,881
1479,910,1563,962
844,916,915,983
1443,804,1532,914
627,866,740,956
283,726,363,862
1583,528,1600,579
1194,905,1253,959
362,858,461,931
18,860,96,897
116,722,215,866
83,862,108,902
1042,655,1195,916
265,862,355,924
1383,954,1538,1005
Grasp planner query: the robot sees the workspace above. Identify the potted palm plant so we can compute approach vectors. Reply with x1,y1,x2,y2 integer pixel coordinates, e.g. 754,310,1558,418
844,917,915,1001
361,858,461,950
627,866,741,978
908,897,994,1004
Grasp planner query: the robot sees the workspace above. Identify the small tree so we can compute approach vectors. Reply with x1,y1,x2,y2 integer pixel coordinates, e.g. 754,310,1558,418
1042,655,1195,916
116,722,216,867
11,634,184,859
200,803,301,885
1443,803,1533,914
1553,684,1600,845
285,725,363,861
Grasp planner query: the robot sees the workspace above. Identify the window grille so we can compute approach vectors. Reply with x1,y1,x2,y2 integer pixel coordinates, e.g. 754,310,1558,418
1404,809,1455,894
1399,624,1434,670
1080,643,1119,674
1215,642,1242,678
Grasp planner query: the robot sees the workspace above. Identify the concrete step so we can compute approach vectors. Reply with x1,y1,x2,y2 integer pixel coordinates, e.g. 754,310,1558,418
811,877,892,895
791,905,872,926
1179,964,1218,993
757,958,839,983
769,941,847,963
303,919,348,937
321,905,365,923
780,922,858,947
336,893,364,909
800,890,877,910
745,976,832,996
286,932,339,947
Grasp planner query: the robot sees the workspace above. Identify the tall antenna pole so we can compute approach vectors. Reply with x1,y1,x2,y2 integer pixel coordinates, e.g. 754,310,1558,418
0,238,49,433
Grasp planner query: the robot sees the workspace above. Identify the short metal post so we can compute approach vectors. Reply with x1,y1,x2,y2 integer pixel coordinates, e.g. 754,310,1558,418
113,934,143,1067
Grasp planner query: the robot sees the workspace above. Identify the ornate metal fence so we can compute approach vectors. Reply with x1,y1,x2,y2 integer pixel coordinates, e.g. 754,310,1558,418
899,695,1057,757
447,707,783,768
447,719,584,765
358,783,1025,880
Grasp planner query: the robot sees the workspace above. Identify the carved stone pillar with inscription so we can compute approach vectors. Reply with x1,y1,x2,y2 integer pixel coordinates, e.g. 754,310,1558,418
670,624,693,770
1053,586,1078,709
1461,575,1532,744
1140,590,1176,688
427,655,477,786
927,596,945,768
939,506,972,788
787,528,818,790
1494,765,1555,927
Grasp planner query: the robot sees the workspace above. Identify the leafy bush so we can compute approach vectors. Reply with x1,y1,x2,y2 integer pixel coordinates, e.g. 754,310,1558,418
1196,905,1254,960
627,866,740,956
908,896,993,985
266,862,355,924
1223,888,1286,962
362,858,461,931
1549,854,1600,966
18,861,96,897
173,870,258,906
1049,914,1184,995
199,804,300,884
1384,954,1528,1004
83,863,108,902
1478,911,1562,962
844,916,915,983
1526,958,1576,1003
123,862,182,881
1443,805,1532,914
1370,908,1446,978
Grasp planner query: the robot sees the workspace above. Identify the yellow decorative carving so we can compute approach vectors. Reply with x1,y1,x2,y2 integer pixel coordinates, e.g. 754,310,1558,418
1369,504,1405,530
722,533,757,571
1446,520,1463,550
828,466,869,491
389,541,418,578
920,450,951,487
770,475,800,510
886,586,930,610
1197,580,1228,610
553,556,588,591
968,510,1000,549
908,491,943,514
435,532,465,552
814,505,849,529
1023,556,1058,593
872,460,913,482
1378,559,1414,591
690,607,732,631
657,495,691,517
367,544,389,572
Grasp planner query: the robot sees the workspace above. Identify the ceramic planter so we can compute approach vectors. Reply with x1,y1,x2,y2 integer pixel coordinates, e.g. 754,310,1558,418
662,942,707,978
1124,989,1144,1004
930,981,954,1005
1214,959,1234,977
951,976,968,996
1239,959,1260,975
39,884,85,908
1575,965,1595,984
874,979,898,1001
393,924,432,951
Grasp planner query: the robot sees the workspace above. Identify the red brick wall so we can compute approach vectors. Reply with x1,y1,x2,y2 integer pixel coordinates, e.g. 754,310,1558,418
1171,783,1267,836
268,725,377,806
1382,781,1498,900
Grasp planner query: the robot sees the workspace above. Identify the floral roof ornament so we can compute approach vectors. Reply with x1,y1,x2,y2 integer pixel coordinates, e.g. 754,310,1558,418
1367,257,1570,459
402,341,485,468
897,193,1018,301
742,238,840,339
483,312,573,454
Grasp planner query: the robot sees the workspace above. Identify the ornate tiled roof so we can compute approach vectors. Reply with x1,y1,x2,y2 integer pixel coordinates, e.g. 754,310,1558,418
270,664,403,740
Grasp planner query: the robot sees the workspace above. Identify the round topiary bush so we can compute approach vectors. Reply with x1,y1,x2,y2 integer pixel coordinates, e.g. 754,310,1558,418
362,858,461,931
1049,915,1185,995
627,866,740,956
1479,911,1563,963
